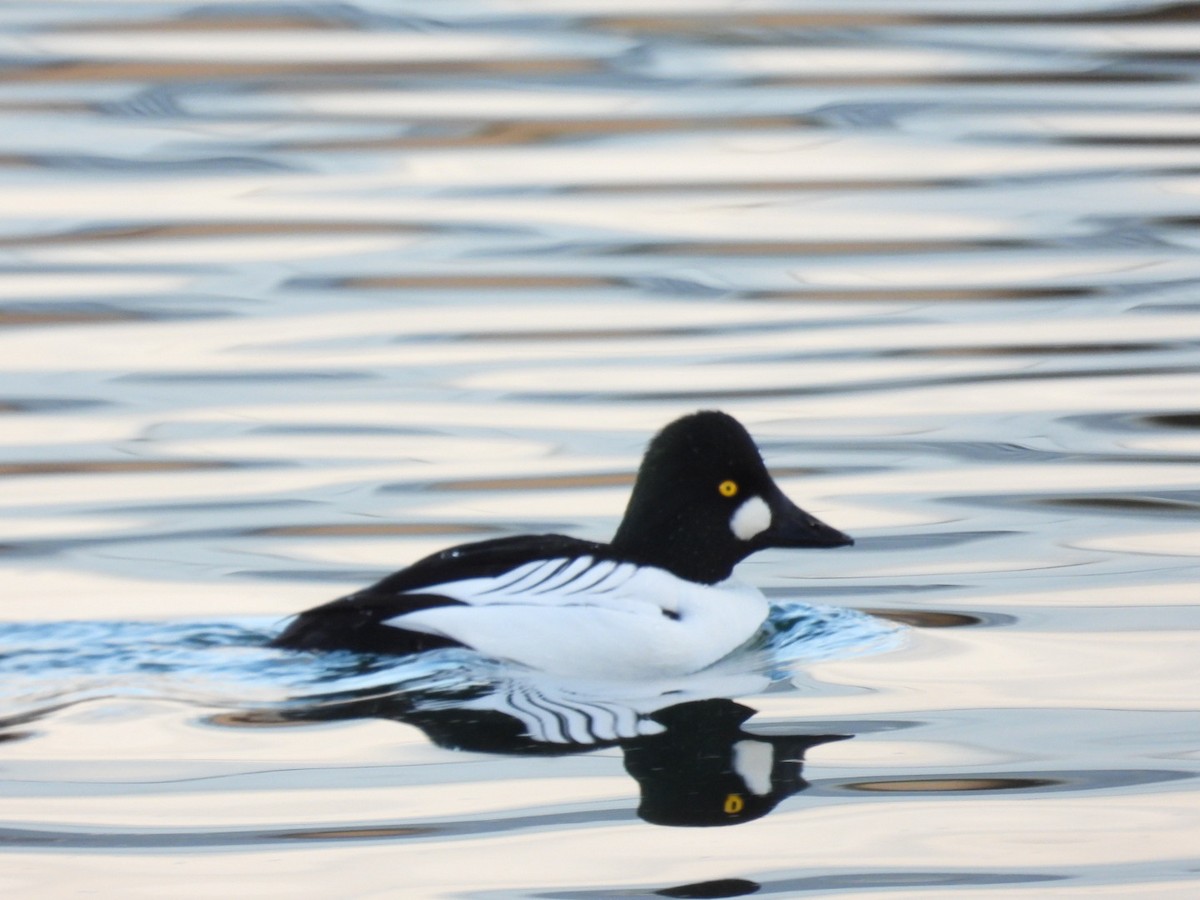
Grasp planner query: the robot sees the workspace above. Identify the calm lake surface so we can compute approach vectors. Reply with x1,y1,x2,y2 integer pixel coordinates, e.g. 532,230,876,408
2,1,1199,897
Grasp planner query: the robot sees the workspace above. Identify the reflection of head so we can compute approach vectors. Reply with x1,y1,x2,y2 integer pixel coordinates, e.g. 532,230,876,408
621,699,847,827
260,672,849,828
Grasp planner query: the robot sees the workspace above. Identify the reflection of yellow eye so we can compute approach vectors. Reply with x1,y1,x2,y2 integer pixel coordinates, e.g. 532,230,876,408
724,793,745,814
718,480,739,498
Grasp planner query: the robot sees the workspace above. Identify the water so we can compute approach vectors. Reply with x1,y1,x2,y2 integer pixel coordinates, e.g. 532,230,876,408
2,0,1199,896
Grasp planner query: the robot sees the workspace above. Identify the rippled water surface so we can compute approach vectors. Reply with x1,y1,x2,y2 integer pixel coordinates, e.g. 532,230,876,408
3,1,1200,897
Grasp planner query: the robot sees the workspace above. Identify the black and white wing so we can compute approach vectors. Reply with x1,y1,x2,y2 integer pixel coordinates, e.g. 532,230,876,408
271,534,614,655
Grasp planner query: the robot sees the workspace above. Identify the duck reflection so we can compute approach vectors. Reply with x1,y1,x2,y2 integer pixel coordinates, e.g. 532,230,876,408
264,665,847,828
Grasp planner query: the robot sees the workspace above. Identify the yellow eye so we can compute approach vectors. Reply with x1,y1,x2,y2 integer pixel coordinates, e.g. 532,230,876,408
718,480,739,498
724,793,745,814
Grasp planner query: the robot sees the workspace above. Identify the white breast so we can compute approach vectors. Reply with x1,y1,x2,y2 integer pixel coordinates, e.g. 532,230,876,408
384,557,770,679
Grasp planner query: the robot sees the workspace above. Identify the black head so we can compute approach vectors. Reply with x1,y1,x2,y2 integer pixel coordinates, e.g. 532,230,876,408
610,411,852,583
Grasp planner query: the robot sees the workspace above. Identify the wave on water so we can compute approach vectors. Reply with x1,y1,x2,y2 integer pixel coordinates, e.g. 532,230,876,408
0,603,902,728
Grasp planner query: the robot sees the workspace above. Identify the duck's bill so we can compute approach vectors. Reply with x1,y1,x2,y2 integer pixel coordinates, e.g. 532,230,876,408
762,494,853,549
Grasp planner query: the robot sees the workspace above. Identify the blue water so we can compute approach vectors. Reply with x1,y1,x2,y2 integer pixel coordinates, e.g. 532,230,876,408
0,604,900,728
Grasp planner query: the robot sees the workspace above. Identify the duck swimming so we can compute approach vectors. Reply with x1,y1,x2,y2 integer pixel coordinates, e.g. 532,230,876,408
271,411,852,679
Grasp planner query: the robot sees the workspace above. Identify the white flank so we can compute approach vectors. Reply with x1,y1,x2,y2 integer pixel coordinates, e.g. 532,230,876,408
730,496,771,541
732,739,775,795
381,556,770,679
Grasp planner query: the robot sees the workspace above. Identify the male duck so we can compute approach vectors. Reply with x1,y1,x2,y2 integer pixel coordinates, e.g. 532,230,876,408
271,411,852,678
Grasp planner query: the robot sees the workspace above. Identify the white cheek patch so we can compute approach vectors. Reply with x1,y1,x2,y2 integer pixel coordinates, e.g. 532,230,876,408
730,496,771,541
732,739,774,795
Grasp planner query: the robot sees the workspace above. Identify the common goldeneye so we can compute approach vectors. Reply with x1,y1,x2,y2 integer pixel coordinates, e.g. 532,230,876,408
271,411,852,678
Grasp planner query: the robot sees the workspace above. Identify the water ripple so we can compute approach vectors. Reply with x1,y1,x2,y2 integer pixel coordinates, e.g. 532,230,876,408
0,603,899,725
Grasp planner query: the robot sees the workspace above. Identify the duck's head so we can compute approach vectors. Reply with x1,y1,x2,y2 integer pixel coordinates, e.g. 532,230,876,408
611,411,852,584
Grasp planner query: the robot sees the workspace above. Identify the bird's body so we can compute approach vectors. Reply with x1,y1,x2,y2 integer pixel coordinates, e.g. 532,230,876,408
374,546,770,679
272,411,851,678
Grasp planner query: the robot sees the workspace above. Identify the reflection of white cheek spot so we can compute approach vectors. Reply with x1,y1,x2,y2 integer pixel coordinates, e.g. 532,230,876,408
733,739,774,795
730,496,771,541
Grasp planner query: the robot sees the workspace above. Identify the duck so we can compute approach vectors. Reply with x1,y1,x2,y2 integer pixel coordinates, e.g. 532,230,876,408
270,410,852,679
